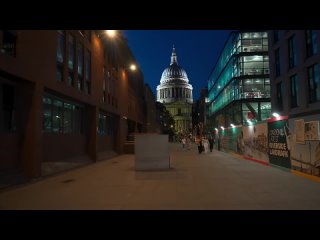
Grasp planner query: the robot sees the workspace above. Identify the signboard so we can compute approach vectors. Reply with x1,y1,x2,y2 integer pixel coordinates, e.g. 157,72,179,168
268,119,291,169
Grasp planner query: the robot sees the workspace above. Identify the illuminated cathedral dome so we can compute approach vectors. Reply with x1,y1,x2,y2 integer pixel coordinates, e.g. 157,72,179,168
157,46,193,104
160,47,189,84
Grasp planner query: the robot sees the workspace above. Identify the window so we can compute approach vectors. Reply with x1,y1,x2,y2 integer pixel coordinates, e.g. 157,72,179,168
77,43,84,90
308,64,320,103
275,48,280,76
84,49,91,94
273,30,279,43
98,111,107,135
288,36,297,69
52,99,63,133
67,35,75,86
1,30,17,57
43,95,83,134
43,97,52,133
63,103,73,133
306,30,318,57
1,84,15,132
276,82,283,111
290,75,299,108
56,31,65,82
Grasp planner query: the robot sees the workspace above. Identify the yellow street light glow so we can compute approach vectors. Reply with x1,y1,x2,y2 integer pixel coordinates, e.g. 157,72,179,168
130,64,137,71
106,30,116,38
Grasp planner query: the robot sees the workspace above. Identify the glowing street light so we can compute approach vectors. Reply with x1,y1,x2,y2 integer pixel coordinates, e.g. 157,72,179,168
215,128,218,132
220,126,224,130
230,124,235,128
130,64,137,71
272,112,280,118
106,30,116,38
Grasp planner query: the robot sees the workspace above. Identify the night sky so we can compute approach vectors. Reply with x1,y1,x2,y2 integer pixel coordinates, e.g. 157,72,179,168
124,30,233,100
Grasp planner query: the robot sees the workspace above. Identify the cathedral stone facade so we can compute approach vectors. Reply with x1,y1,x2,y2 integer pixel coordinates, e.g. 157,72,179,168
156,47,193,134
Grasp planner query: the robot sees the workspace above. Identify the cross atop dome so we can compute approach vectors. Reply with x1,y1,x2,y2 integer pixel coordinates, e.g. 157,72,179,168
170,45,178,65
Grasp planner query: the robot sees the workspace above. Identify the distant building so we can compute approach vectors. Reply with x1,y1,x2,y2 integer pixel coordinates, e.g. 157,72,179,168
207,31,271,128
192,88,208,136
156,47,193,134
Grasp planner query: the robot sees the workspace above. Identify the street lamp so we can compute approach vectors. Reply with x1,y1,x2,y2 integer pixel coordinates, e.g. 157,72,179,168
130,64,137,71
106,30,117,38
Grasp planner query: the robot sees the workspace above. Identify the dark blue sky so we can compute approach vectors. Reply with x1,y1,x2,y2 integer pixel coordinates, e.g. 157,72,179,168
123,30,233,100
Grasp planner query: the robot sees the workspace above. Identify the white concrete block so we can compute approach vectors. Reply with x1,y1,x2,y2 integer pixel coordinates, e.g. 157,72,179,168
135,134,170,170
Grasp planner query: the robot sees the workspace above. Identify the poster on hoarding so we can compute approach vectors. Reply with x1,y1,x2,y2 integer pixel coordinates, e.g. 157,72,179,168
295,119,305,144
305,121,320,141
242,123,269,164
268,119,291,169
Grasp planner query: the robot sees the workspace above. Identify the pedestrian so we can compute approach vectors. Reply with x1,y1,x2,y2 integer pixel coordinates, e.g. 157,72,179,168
209,136,214,152
186,135,191,150
197,136,203,154
203,137,209,153
181,136,186,149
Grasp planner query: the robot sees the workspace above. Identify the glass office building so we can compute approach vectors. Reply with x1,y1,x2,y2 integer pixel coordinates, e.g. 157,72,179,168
207,31,271,128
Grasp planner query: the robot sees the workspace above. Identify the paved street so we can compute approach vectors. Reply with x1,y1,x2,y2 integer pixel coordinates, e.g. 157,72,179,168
0,143,320,210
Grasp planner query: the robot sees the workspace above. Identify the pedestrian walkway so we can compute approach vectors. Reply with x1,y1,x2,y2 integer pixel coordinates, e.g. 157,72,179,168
0,143,320,210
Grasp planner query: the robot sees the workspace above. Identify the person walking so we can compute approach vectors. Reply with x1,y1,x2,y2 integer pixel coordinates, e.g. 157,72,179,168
197,136,203,154
181,136,186,149
209,136,214,152
186,135,191,150
203,137,209,153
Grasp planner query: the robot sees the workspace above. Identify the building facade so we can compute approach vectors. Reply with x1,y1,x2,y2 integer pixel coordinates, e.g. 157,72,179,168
156,47,193,134
269,30,320,175
207,31,271,128
0,30,146,180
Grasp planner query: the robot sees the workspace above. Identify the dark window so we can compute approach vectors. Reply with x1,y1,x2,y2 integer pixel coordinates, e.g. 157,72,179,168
290,75,299,108
275,48,280,76
1,30,17,57
273,30,279,43
288,36,297,69
1,84,15,131
98,112,107,135
77,43,84,90
43,97,52,133
308,64,320,103
276,82,283,111
84,49,91,94
63,103,73,133
67,34,75,87
178,108,181,115
306,30,318,57
43,96,83,134
56,31,65,82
